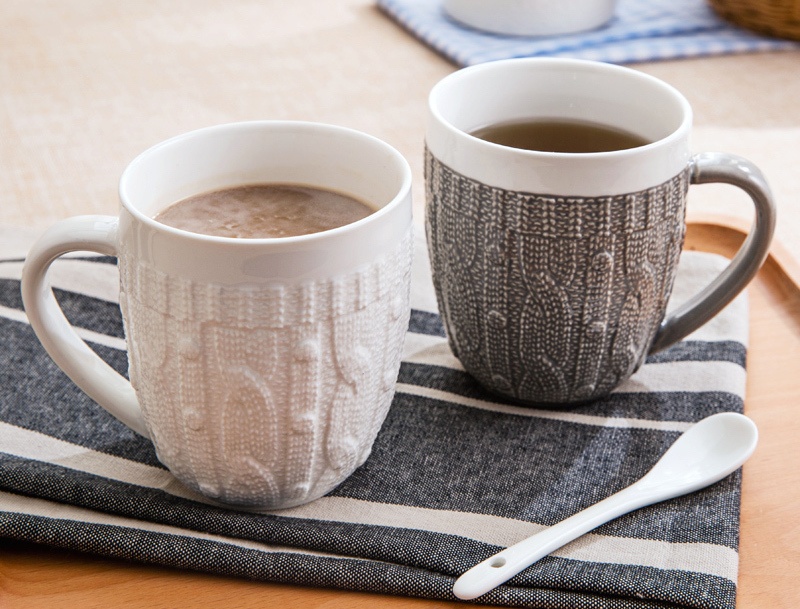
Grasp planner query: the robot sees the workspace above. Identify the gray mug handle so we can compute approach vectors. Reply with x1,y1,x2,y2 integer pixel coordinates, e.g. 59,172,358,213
649,152,776,354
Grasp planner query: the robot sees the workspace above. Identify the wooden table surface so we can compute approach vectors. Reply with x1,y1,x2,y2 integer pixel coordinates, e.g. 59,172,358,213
2,1,799,607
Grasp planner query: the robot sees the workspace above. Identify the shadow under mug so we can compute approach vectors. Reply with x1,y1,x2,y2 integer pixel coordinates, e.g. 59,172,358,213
425,58,775,405
21,121,414,509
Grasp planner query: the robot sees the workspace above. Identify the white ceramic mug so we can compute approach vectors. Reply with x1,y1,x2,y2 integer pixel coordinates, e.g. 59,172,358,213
22,121,413,509
442,0,617,37
425,58,775,405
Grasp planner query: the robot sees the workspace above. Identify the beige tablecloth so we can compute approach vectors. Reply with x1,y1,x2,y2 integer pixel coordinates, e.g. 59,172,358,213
2,1,800,283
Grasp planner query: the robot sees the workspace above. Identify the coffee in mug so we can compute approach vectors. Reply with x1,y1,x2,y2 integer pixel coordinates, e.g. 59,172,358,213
425,58,775,405
154,183,375,239
21,121,413,509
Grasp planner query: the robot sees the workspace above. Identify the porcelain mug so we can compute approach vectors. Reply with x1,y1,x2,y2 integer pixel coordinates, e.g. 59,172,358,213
442,0,617,36
425,58,775,405
22,121,413,509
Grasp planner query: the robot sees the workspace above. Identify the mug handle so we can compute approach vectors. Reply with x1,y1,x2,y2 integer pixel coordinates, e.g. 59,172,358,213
20,215,149,438
648,152,776,354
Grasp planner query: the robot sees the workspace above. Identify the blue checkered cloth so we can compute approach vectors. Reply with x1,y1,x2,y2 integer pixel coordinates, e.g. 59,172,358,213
377,0,800,65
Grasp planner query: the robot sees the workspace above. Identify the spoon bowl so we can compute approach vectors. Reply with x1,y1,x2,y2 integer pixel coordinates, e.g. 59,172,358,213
638,411,758,496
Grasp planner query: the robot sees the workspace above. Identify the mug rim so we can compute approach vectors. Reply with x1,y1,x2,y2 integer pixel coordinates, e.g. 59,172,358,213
428,57,693,160
118,120,413,246
426,57,694,196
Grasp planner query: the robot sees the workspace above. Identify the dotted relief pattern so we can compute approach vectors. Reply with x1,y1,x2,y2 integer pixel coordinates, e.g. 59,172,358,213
425,149,689,405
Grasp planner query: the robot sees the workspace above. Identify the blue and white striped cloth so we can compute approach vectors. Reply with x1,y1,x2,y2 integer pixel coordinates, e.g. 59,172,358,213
0,226,749,608
377,0,800,65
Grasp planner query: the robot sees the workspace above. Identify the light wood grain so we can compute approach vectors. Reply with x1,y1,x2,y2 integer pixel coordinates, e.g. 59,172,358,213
1,223,799,608
686,224,800,609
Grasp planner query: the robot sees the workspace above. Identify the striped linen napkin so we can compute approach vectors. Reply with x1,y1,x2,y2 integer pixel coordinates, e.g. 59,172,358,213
0,226,748,608
377,0,800,65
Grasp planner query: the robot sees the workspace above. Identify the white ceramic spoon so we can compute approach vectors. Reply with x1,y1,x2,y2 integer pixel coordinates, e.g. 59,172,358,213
453,412,758,600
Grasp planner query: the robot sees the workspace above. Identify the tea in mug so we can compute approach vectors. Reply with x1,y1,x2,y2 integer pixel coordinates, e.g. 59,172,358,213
470,118,650,153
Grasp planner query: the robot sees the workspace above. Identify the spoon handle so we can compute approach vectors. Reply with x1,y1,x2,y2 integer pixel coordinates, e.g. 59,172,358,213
453,484,653,600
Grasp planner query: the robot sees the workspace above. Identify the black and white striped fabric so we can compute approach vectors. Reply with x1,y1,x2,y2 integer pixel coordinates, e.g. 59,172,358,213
0,227,748,609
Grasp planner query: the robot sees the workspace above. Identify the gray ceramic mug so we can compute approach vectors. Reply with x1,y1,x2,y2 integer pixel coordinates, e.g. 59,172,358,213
425,58,775,405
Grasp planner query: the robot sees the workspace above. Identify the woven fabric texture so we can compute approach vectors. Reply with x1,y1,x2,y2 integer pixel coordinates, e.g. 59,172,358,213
0,229,748,608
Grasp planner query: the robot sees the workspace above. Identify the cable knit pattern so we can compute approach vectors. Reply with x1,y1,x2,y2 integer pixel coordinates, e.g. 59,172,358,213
425,148,689,405
118,227,413,508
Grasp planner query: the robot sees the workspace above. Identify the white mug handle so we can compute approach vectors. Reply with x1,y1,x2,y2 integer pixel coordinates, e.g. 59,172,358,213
20,215,149,438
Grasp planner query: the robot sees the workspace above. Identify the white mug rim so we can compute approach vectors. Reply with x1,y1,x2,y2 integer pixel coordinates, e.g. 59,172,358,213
118,120,413,247
426,58,694,196
428,58,692,161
